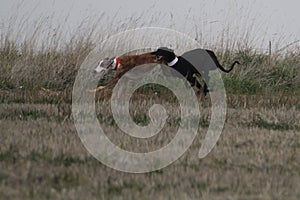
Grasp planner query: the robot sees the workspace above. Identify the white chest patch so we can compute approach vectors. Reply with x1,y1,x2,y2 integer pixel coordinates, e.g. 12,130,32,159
168,57,179,67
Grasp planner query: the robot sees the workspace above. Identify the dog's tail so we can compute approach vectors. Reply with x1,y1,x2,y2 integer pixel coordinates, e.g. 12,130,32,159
218,61,240,73
206,50,240,73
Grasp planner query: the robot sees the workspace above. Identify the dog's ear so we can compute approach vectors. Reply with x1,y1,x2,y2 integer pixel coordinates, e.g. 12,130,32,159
150,50,159,55
158,47,174,53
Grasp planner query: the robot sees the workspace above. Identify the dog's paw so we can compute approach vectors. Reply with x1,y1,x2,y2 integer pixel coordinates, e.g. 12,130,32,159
87,86,106,93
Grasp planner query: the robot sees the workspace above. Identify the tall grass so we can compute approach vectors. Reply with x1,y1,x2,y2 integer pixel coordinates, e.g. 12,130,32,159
0,9,299,98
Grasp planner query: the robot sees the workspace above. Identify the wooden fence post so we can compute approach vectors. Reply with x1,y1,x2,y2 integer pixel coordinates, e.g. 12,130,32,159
269,41,272,66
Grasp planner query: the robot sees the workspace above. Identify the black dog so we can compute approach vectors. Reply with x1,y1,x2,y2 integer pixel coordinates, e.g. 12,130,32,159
151,47,240,95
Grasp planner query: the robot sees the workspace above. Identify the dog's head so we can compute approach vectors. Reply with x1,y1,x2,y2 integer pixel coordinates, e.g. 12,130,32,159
94,57,116,78
151,47,176,63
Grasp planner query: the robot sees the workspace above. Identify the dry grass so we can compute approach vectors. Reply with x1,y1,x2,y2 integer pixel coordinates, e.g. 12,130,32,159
1,9,299,96
0,101,299,199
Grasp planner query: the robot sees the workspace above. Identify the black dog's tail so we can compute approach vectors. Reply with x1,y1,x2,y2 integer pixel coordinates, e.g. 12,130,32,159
206,50,240,73
218,61,240,73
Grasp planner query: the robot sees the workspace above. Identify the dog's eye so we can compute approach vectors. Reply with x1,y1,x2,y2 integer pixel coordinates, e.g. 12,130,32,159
157,56,163,60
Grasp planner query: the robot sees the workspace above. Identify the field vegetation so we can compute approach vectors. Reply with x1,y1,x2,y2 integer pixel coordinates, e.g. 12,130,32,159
0,10,299,199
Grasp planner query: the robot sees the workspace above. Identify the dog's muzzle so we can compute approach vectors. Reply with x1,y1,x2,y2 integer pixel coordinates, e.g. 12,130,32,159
94,61,107,74
94,58,115,80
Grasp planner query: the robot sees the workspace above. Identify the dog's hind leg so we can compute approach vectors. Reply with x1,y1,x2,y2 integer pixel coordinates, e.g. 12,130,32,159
203,83,209,96
193,73,209,96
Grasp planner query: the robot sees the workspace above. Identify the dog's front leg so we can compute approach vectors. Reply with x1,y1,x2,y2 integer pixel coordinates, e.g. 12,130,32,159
88,73,124,93
87,85,107,93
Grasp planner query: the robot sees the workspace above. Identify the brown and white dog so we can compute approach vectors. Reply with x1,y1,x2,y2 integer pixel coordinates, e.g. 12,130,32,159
89,52,159,92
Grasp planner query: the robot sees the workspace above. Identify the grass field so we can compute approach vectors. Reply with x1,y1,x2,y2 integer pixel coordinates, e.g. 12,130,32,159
0,13,300,199
0,97,299,199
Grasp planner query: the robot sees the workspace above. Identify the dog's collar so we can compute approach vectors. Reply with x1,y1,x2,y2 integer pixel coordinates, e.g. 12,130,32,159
113,57,120,71
167,57,179,67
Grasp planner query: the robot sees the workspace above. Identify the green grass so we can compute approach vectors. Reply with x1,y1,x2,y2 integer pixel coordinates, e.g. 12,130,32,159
224,74,263,95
